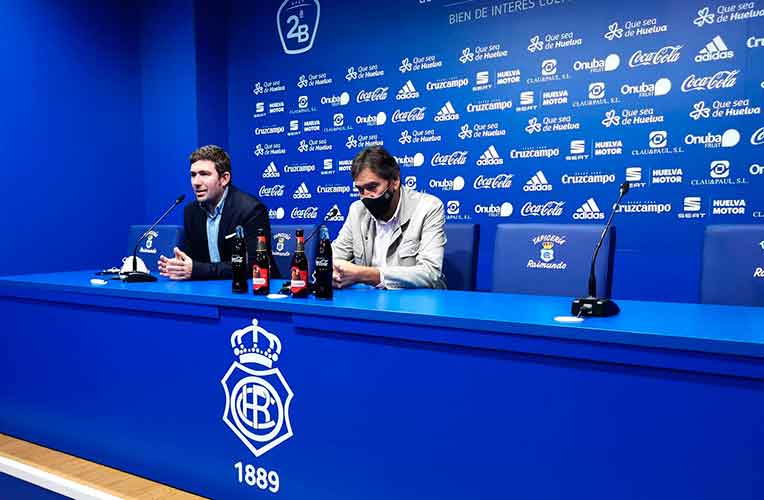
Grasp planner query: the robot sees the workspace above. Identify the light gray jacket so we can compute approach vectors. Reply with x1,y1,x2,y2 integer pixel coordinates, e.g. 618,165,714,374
332,187,447,289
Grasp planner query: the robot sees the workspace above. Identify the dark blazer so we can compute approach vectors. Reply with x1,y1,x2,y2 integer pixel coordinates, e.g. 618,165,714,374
180,185,279,280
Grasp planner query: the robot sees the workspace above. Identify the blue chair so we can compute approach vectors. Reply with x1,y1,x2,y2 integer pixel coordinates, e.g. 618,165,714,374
700,225,764,306
126,225,184,274
491,224,615,297
443,223,480,290
270,224,317,280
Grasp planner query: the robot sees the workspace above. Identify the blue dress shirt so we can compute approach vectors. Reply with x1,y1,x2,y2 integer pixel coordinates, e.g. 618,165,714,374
204,187,228,263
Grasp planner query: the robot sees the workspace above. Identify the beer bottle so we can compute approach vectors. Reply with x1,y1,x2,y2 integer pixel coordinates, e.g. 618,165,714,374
252,228,270,295
290,229,309,298
231,225,248,293
314,225,333,299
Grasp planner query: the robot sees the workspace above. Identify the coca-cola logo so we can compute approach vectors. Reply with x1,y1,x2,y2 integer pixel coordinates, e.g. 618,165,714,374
431,151,468,166
520,201,565,217
391,107,426,123
315,257,330,267
628,45,682,67
473,174,513,190
259,185,285,197
291,207,318,219
681,70,739,92
356,87,389,103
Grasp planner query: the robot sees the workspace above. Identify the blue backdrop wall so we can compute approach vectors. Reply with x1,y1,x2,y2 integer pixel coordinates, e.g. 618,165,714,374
0,0,230,276
139,0,231,226
2,0,761,303
140,0,201,226
227,0,764,302
0,1,145,275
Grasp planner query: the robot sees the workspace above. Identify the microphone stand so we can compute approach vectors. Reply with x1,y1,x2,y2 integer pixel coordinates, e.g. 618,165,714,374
571,182,629,317
123,195,185,283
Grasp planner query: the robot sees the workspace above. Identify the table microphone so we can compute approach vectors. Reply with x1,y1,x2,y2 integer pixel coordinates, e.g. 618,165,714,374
571,181,629,317
123,194,186,283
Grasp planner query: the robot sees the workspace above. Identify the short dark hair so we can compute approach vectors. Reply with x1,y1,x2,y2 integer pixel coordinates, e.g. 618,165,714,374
350,145,399,181
189,145,231,177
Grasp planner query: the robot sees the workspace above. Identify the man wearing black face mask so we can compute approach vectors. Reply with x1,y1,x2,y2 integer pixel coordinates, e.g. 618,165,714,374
332,145,447,289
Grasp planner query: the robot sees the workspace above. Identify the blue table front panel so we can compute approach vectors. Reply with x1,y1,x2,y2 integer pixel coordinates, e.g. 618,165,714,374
1,291,762,499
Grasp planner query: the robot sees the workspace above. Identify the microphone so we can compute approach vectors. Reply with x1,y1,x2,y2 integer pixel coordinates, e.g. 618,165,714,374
123,194,186,283
571,181,628,317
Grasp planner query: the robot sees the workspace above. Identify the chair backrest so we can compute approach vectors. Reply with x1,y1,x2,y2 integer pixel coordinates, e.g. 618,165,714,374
126,225,184,274
700,225,764,306
270,224,318,280
491,223,615,297
443,223,479,290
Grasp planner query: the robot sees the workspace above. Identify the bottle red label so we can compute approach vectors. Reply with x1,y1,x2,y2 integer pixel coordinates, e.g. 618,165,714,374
290,267,308,293
252,265,269,291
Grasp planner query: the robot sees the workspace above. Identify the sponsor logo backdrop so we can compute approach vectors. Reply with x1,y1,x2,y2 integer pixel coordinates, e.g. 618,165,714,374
228,0,764,300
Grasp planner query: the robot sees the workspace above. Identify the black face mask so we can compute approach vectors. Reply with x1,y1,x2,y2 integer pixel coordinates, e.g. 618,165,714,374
361,186,395,219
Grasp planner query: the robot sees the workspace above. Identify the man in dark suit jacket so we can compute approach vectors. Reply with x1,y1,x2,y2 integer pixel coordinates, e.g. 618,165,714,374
158,145,277,280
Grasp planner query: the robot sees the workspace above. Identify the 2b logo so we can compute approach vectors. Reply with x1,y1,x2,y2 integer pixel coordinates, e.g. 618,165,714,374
277,0,320,55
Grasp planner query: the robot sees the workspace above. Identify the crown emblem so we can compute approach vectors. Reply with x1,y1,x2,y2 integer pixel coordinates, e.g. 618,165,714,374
230,319,282,368
542,241,554,250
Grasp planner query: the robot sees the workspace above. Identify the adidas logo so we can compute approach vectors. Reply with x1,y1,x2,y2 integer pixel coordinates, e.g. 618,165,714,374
396,80,420,100
292,182,312,199
573,198,605,220
523,170,552,192
476,145,503,166
695,35,734,63
262,161,280,179
434,101,460,122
